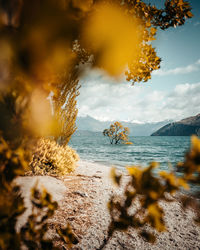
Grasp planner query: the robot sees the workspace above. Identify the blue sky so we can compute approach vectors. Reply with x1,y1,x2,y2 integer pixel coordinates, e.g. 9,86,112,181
150,0,200,91
77,0,200,123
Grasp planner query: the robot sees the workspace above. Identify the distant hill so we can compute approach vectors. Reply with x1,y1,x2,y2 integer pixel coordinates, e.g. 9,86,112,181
151,114,200,136
76,115,171,136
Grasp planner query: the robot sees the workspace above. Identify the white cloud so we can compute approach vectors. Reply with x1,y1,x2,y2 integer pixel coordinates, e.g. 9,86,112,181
155,82,200,122
153,59,200,76
77,71,200,123
194,22,200,26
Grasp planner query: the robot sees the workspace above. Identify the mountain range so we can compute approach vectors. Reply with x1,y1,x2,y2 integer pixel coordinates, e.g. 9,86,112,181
76,115,172,136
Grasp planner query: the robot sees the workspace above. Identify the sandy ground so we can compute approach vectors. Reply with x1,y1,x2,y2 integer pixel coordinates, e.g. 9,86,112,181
15,160,200,250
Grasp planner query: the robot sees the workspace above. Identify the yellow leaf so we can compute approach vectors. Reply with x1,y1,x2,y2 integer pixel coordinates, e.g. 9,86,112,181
178,178,189,190
187,11,193,17
124,141,133,145
150,162,159,169
127,166,142,178
149,191,159,200
191,135,200,152
150,27,157,35
148,204,166,232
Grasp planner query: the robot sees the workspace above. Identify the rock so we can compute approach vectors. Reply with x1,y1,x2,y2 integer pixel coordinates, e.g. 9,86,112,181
73,191,88,197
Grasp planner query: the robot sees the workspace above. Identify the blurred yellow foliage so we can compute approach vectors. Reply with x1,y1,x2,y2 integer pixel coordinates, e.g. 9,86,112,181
177,135,200,183
160,171,189,191
26,88,61,137
0,0,195,248
147,203,166,232
20,185,79,249
72,0,93,12
103,136,200,247
82,3,140,75
0,40,13,90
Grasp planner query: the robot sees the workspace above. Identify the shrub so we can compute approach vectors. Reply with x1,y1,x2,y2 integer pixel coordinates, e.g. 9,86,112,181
30,138,79,176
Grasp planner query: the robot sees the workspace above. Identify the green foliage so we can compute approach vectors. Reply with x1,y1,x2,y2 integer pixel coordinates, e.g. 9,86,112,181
103,122,132,144
30,138,79,176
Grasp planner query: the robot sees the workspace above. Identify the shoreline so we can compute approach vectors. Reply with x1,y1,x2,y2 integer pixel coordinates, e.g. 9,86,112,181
16,160,200,249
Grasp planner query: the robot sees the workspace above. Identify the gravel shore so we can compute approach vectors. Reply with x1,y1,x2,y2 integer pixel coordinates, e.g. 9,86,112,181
16,160,200,249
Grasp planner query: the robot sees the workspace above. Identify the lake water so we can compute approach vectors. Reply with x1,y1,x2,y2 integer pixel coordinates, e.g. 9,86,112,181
69,132,191,172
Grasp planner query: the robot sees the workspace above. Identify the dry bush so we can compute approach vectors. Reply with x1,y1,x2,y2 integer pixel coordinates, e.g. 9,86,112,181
30,138,79,176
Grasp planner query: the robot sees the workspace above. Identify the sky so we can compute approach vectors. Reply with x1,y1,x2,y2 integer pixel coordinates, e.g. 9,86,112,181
77,0,200,123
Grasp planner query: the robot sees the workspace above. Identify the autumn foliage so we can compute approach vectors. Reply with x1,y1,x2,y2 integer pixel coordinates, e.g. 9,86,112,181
30,138,79,176
99,136,200,248
52,71,80,146
103,122,132,144
0,0,196,249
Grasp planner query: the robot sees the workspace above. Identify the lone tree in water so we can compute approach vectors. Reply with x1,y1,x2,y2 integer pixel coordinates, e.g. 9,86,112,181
103,122,132,144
